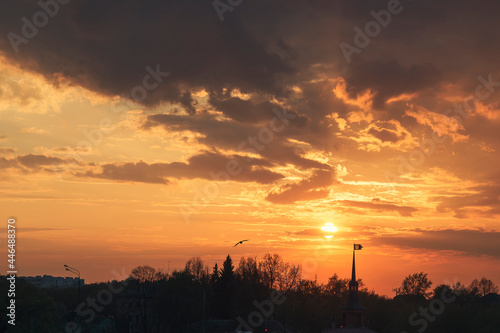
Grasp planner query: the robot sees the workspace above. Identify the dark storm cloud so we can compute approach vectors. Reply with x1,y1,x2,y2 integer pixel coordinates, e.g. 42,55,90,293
208,95,309,125
0,0,294,112
343,60,440,110
2,0,500,115
372,229,500,258
332,0,500,113
81,150,284,185
340,199,418,217
142,113,329,170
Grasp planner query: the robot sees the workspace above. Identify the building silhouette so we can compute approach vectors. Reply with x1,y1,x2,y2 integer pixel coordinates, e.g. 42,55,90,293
19,275,84,289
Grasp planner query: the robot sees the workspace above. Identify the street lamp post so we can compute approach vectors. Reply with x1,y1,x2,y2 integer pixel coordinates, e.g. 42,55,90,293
64,264,81,302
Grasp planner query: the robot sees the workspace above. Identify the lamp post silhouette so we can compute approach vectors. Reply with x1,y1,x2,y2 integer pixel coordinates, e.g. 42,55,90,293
64,264,81,302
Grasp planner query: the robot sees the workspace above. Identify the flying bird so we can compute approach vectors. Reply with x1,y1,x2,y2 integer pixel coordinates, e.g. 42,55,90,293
234,239,249,247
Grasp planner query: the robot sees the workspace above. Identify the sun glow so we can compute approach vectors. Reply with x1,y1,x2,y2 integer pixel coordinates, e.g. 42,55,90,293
321,222,337,238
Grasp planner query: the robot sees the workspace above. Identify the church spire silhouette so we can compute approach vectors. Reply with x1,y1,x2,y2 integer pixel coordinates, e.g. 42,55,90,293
352,248,356,281
331,244,378,332
342,244,366,327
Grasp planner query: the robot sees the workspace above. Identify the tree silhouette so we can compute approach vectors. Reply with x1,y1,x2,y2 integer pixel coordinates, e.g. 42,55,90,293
185,256,208,281
210,262,220,285
393,272,432,298
326,273,350,298
212,255,236,318
129,265,165,333
6,257,500,333
259,253,283,290
130,265,165,283
432,284,455,300
220,255,234,282
277,261,302,292
236,256,260,285
469,277,499,297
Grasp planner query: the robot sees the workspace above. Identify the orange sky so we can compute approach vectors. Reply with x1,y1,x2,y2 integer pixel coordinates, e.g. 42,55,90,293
1,0,500,297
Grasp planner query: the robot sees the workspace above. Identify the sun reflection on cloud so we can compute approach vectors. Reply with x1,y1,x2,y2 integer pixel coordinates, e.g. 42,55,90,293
332,77,374,112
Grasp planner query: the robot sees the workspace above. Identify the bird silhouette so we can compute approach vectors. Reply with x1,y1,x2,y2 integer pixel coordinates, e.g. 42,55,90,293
234,239,249,247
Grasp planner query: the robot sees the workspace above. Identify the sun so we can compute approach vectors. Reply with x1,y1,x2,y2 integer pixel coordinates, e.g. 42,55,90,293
321,222,337,238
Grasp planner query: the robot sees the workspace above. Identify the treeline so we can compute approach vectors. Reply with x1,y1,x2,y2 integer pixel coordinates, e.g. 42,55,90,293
0,254,499,333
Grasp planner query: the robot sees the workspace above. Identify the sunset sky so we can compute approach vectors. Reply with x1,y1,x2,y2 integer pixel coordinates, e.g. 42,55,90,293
1,0,499,296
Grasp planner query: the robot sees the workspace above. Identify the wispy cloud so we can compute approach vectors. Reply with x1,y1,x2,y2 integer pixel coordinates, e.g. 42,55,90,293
339,199,418,217
21,127,49,134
